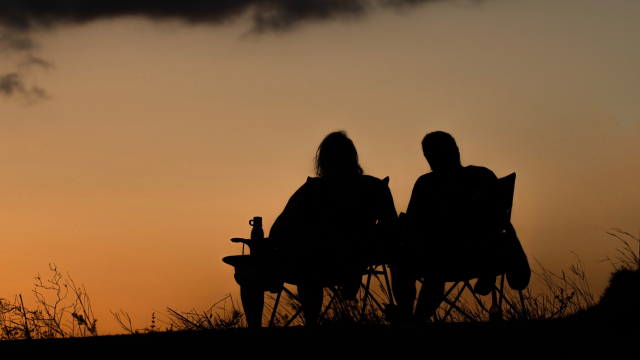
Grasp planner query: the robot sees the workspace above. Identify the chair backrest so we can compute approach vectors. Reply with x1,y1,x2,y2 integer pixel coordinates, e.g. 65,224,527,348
301,175,390,243
495,173,516,228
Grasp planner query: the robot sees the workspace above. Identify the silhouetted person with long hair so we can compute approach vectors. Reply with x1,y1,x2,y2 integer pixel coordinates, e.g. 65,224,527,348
391,131,503,321
236,131,398,327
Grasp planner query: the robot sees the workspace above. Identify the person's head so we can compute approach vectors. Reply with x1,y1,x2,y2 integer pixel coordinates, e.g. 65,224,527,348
421,131,462,172
315,131,363,178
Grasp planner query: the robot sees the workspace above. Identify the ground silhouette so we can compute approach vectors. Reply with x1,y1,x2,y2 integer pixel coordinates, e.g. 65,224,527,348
2,266,637,359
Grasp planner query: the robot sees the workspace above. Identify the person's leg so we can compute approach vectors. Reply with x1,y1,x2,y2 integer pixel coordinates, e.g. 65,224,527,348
414,278,445,322
297,283,324,326
390,264,416,321
240,284,265,328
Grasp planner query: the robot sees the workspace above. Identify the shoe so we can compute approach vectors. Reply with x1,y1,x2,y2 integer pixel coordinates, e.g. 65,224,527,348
383,303,400,324
339,282,360,300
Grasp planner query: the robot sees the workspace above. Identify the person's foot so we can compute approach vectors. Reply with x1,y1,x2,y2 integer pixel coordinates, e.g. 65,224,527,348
383,303,402,324
339,282,360,300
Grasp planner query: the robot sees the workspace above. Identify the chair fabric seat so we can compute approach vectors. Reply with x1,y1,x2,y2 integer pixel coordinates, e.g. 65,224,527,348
403,226,529,290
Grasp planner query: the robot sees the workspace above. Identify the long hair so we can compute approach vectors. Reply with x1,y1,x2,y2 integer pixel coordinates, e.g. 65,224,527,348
314,131,363,178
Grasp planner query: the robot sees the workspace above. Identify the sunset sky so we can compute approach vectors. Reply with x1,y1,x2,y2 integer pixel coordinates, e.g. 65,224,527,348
1,0,639,333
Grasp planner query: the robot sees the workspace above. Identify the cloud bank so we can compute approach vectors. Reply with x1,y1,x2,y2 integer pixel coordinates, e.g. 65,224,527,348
0,1,452,32
0,0,462,101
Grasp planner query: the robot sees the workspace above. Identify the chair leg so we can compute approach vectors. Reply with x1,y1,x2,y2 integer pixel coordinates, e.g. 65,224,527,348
282,286,301,302
382,264,395,306
374,272,396,309
280,286,303,327
325,286,353,321
498,274,505,311
412,280,461,322
318,289,337,324
442,283,477,322
430,281,458,322
401,277,417,321
442,298,476,322
442,283,467,321
268,289,282,327
464,280,489,313
494,285,518,314
360,271,373,321
283,307,303,327
443,281,460,299
360,283,385,313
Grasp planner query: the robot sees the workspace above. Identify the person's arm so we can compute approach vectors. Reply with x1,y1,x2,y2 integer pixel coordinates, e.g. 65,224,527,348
375,177,399,240
401,175,429,244
268,182,307,244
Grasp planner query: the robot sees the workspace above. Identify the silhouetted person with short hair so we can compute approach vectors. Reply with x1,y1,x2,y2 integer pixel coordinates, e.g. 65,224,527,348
391,131,503,321
233,131,398,327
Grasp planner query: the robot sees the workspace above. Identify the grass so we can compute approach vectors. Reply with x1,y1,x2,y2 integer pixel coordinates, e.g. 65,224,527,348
264,281,391,327
1,228,638,339
111,294,245,334
261,227,638,325
602,228,639,271
257,253,602,325
0,264,97,340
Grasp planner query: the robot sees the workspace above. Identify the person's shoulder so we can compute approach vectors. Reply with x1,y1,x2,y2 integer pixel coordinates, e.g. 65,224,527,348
416,172,436,183
361,174,383,182
464,165,498,180
408,172,435,191
304,176,323,190
361,174,390,187
296,177,315,191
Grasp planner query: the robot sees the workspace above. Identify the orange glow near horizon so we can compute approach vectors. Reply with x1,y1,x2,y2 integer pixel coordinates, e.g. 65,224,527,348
1,0,639,333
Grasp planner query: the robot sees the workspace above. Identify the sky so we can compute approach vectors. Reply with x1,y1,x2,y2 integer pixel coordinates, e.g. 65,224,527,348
1,0,639,333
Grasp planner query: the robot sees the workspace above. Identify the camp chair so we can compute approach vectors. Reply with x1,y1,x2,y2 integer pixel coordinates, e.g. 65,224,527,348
266,262,395,327
224,240,395,327
320,263,394,325
358,263,395,320
414,172,528,322
228,176,398,327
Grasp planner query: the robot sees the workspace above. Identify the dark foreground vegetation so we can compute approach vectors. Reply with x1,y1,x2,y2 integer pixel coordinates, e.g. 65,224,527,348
1,296,637,359
0,230,637,358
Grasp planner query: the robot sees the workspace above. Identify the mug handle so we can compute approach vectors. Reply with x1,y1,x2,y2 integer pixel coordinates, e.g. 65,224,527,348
249,219,254,226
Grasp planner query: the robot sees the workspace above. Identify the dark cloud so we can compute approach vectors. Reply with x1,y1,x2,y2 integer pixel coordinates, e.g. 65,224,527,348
0,72,21,94
18,54,54,70
3,35,37,50
0,72,49,100
0,32,38,51
0,0,450,33
0,0,463,102
1,30,51,103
